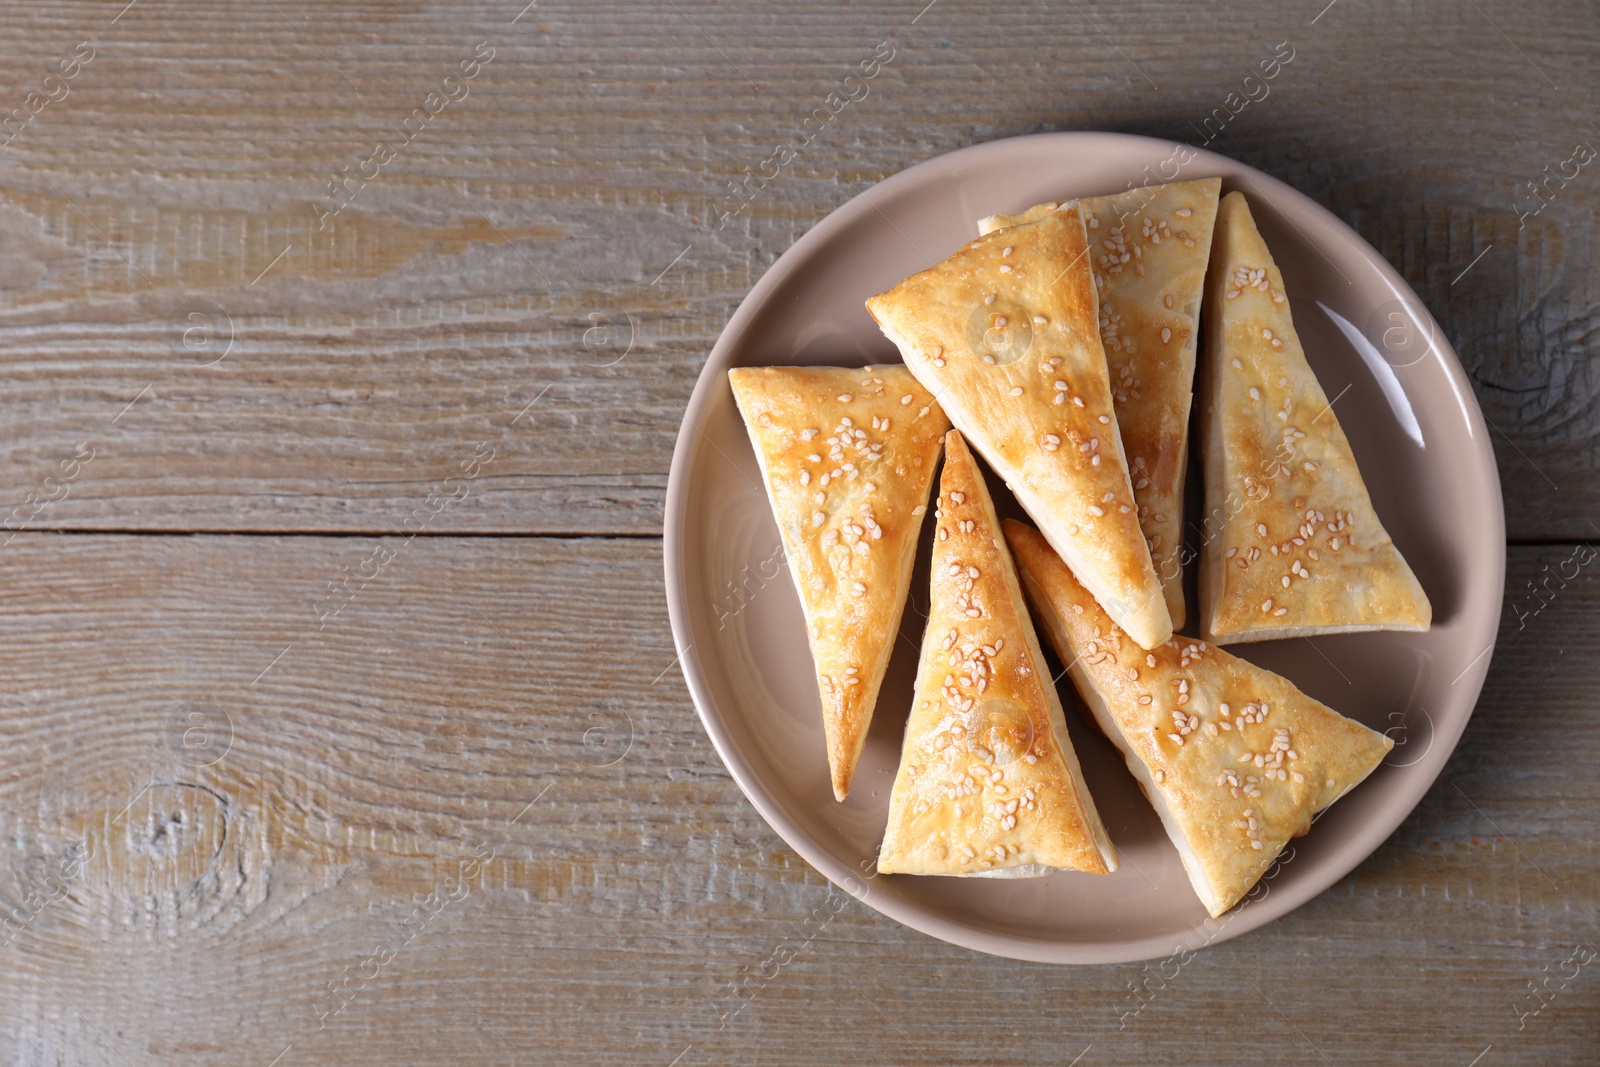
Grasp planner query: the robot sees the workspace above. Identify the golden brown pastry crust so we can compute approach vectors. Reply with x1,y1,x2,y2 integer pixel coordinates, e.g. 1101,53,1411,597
980,178,1222,628
866,204,1172,650
729,365,950,801
878,431,1117,877
1006,518,1393,916
1198,191,1431,644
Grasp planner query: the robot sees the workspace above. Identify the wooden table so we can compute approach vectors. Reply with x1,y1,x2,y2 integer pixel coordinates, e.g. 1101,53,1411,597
0,1,1593,1062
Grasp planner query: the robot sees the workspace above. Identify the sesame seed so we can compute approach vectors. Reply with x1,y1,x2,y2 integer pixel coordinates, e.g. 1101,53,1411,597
1256,523,1268,537
1033,314,1048,325
1261,599,1273,612
1002,246,1013,256
1249,387,1261,401
812,511,825,526
1274,607,1288,616
1073,396,1085,407
933,358,946,367
1160,327,1172,344
901,394,913,405
984,292,996,305
1088,505,1104,517
838,394,852,402
999,263,1013,274
1009,386,1023,397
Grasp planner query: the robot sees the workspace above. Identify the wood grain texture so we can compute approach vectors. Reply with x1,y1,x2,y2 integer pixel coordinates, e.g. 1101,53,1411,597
0,0,1591,536
0,537,1590,1065
0,0,1594,1063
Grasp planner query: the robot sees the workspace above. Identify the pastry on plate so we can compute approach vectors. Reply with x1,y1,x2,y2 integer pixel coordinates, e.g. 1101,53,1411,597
866,203,1172,650
1005,518,1393,916
729,364,950,801
980,177,1222,628
1198,191,1431,644
878,430,1117,878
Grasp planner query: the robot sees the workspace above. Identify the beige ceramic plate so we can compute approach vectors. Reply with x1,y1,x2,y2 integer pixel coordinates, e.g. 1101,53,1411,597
663,133,1504,964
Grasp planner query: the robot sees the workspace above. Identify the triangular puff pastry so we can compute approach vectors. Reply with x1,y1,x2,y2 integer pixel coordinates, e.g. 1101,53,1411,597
878,431,1117,878
980,178,1222,628
1198,191,1431,643
867,204,1172,650
729,365,950,801
1006,518,1392,916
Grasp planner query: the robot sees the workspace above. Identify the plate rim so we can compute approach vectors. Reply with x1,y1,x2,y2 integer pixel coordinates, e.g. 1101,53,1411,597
663,131,1507,964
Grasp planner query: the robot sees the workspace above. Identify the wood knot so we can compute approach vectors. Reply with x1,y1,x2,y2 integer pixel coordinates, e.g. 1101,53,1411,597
75,782,267,939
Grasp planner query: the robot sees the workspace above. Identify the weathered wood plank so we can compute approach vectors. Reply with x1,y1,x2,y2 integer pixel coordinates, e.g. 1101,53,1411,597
0,536,1591,1064
0,0,1593,1062
0,0,1591,536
